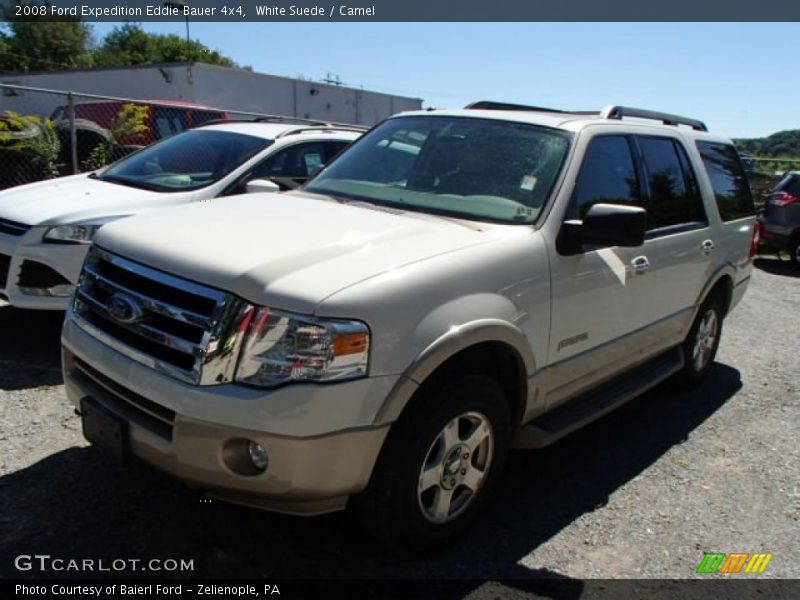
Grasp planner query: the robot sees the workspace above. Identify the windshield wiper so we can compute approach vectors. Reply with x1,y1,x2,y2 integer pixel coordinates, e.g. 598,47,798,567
93,174,165,192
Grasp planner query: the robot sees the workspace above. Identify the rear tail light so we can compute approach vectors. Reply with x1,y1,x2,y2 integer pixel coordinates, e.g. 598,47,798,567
770,192,800,206
750,221,761,258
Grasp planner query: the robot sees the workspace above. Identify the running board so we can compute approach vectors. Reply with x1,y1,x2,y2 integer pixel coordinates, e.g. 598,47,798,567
512,348,684,449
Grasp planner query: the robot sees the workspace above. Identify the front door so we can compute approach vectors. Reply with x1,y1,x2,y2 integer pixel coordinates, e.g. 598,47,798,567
546,135,654,405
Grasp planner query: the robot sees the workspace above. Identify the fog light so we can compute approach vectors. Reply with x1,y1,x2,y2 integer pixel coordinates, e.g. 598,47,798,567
18,283,75,297
247,441,268,472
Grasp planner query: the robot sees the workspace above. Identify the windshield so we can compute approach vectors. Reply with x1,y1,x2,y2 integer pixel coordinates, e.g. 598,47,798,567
306,116,570,224
97,129,270,192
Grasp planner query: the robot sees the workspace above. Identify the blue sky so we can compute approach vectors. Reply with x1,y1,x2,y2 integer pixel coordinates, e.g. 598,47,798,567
91,22,797,138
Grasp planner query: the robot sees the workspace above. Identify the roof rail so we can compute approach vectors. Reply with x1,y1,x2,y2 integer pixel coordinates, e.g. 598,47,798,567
466,100,568,114
196,114,364,129
466,100,709,132
600,105,708,131
465,100,597,115
274,124,368,138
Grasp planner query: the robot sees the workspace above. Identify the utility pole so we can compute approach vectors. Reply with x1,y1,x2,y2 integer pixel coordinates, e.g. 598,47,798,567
164,0,191,45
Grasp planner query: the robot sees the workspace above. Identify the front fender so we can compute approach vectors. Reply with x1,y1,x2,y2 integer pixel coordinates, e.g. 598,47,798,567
373,298,536,426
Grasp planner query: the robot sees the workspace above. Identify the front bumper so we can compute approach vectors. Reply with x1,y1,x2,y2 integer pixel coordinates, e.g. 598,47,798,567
0,227,87,310
62,318,395,515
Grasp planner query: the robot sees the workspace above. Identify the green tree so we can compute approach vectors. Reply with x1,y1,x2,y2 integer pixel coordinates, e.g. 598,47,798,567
92,22,154,67
0,11,94,72
94,23,237,68
735,130,800,158
82,103,150,170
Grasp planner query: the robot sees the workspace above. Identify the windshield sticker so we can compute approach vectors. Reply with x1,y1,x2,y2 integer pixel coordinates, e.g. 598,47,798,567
520,174,538,191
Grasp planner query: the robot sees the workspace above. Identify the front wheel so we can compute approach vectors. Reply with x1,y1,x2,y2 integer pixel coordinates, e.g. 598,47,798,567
352,373,511,551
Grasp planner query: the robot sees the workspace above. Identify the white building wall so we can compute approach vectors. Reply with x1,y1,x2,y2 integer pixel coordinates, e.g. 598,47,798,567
0,63,422,125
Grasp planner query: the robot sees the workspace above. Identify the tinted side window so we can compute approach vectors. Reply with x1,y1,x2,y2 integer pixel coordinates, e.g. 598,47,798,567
325,141,350,162
252,142,326,179
638,137,706,229
696,141,754,221
573,136,641,219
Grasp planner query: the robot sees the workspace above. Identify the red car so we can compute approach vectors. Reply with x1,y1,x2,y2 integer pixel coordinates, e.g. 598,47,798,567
51,100,229,145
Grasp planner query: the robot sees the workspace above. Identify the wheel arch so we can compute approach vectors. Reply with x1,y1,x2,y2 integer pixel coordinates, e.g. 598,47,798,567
374,319,535,428
696,266,735,317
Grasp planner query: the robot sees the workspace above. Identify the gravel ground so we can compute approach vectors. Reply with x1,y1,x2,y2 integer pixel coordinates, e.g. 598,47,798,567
0,257,797,585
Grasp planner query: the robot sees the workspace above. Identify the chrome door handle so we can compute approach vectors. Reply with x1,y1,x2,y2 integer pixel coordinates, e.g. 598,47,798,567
631,255,650,274
701,239,716,254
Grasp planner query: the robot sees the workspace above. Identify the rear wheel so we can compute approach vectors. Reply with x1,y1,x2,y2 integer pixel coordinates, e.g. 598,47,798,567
673,294,724,387
352,373,510,551
788,235,800,266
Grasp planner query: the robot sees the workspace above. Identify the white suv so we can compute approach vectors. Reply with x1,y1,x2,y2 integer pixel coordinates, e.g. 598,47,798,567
0,120,362,310
61,102,757,549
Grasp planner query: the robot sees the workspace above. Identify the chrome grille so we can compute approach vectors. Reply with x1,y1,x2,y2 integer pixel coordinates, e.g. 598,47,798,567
0,218,30,237
72,247,252,385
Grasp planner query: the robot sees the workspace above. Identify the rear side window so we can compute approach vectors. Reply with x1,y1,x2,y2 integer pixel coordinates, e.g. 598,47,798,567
573,136,641,219
696,141,754,221
774,173,800,196
638,137,707,229
153,107,189,140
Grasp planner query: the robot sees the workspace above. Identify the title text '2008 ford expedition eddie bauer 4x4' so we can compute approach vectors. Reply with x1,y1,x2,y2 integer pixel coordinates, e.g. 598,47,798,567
62,102,758,549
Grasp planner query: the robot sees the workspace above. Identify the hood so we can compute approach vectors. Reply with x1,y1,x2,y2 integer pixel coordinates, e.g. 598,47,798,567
0,174,166,226
94,191,500,313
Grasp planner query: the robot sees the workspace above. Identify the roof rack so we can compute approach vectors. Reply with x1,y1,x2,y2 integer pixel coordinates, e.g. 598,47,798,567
464,100,595,115
464,100,592,115
196,115,367,130
465,100,708,132
274,124,368,138
600,105,707,132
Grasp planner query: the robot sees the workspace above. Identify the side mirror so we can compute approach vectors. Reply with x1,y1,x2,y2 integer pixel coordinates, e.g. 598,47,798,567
559,203,647,253
245,178,281,194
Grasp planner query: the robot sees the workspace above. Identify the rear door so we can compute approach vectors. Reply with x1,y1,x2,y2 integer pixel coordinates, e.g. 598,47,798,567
694,141,757,302
631,135,714,357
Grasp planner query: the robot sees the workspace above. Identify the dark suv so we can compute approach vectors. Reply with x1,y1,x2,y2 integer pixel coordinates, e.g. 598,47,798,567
759,171,800,264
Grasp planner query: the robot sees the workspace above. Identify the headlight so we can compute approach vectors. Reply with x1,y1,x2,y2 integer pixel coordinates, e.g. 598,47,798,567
235,307,369,388
44,217,125,244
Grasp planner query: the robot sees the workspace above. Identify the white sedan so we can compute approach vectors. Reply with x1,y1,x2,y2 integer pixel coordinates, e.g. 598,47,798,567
0,120,361,310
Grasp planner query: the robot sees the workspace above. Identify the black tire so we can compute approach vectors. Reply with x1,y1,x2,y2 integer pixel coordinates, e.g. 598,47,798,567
0,118,51,188
0,148,52,188
351,372,511,552
788,234,800,266
0,119,41,141
673,293,725,387
54,118,112,166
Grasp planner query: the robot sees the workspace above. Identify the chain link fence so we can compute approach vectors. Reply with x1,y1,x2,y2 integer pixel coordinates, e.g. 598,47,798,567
0,82,357,190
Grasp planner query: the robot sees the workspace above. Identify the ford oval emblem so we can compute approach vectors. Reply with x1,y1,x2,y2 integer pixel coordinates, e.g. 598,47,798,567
107,293,143,324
